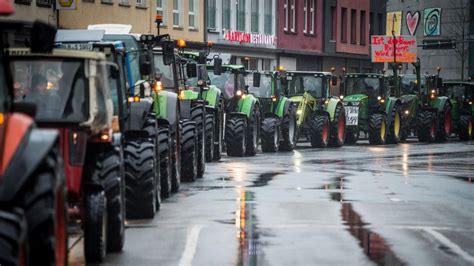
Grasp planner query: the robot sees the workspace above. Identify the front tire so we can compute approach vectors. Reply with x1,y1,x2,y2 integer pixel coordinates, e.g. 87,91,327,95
435,101,452,141
225,116,247,157
84,190,107,263
260,117,280,152
191,105,205,178
329,104,346,147
246,105,260,156
180,120,198,182
158,127,172,199
279,103,297,151
369,113,387,145
458,115,472,141
387,105,402,144
417,110,437,143
309,114,330,148
205,114,215,162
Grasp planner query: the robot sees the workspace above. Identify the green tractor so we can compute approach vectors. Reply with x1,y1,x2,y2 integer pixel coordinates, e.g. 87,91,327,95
208,64,261,156
341,73,403,145
398,60,451,142
245,70,297,152
442,80,473,140
283,71,346,148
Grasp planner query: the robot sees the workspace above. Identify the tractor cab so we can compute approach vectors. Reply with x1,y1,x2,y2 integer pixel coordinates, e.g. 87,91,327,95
283,71,334,108
443,80,474,140
342,73,390,113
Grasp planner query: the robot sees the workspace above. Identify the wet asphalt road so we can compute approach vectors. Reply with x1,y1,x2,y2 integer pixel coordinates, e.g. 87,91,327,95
70,139,474,266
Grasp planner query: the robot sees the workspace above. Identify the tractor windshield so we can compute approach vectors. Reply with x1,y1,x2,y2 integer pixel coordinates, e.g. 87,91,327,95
287,75,324,98
247,74,273,98
209,71,245,99
154,53,175,89
401,74,426,94
104,35,141,89
344,76,381,98
11,58,88,122
445,85,466,99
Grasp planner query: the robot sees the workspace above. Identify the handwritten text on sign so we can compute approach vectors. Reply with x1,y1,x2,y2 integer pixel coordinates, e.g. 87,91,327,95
223,31,276,46
371,35,417,63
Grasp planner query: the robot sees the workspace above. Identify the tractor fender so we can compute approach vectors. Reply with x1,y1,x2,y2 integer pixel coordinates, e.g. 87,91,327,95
0,128,59,202
182,90,199,100
154,91,179,130
433,96,450,114
326,98,342,122
204,85,222,107
275,97,290,118
129,99,153,131
237,95,259,118
384,97,401,127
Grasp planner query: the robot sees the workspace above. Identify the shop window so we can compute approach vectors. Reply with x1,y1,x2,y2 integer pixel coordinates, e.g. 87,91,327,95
360,10,366,45
237,0,246,31
136,0,146,7
351,9,356,44
264,0,273,34
207,0,216,29
156,0,167,25
188,0,197,29
173,0,182,28
341,7,347,43
222,0,231,29
251,0,259,33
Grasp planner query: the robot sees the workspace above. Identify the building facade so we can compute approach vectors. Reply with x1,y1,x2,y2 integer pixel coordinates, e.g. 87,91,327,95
386,0,470,80
156,0,204,41
3,0,56,26
205,0,277,70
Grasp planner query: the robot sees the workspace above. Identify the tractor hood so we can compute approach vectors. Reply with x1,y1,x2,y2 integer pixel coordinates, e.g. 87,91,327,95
399,94,417,104
343,94,368,103
290,95,303,104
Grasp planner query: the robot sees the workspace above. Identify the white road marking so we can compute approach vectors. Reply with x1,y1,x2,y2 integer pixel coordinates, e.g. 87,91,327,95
424,228,474,263
179,225,203,266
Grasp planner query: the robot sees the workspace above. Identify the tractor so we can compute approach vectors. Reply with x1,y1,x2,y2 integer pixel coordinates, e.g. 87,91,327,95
245,69,297,152
207,64,261,157
398,60,451,142
283,71,346,148
8,46,120,263
0,19,68,266
340,72,403,145
442,80,473,140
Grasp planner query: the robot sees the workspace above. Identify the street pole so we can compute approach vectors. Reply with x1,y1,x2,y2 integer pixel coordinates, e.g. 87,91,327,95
392,14,399,96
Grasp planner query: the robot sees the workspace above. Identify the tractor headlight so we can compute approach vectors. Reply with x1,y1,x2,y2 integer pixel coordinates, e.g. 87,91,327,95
296,110,303,116
339,95,344,100
405,110,410,115
236,90,243,96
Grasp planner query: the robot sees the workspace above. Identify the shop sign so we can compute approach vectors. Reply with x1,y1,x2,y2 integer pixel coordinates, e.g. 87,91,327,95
223,30,276,45
371,35,417,63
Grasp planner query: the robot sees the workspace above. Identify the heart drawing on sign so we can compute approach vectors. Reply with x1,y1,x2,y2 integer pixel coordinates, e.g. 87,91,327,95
406,11,420,35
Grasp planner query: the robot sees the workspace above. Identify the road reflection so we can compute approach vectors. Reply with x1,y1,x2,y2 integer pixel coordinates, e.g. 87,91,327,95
236,187,262,266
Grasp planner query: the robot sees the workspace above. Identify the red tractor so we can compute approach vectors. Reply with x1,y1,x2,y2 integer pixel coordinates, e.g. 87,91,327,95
0,13,68,266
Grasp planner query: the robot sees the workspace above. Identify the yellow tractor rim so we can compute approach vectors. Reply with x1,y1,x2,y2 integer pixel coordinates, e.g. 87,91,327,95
381,120,386,141
394,112,400,138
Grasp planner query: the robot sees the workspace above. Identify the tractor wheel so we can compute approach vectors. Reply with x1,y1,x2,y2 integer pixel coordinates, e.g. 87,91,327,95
369,113,387,145
94,149,125,252
124,141,157,219
225,116,247,157
279,103,297,151
191,105,205,178
170,132,181,192
213,100,224,161
205,114,215,162
329,104,346,147
345,128,359,144
309,114,330,148
158,127,172,199
246,105,260,156
387,105,402,144
435,102,452,141
180,120,198,182
142,118,162,208
260,117,280,152
84,190,107,263
23,149,68,265
458,115,473,141
0,209,25,266
417,110,437,143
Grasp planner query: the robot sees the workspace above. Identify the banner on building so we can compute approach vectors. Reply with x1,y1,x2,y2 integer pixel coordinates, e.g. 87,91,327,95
386,11,402,36
56,0,76,10
371,35,417,63
223,30,276,46
424,8,441,36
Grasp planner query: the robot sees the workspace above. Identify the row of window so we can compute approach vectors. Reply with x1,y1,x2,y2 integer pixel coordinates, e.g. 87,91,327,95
14,0,53,7
157,0,198,29
332,7,384,44
283,0,317,35
207,0,274,35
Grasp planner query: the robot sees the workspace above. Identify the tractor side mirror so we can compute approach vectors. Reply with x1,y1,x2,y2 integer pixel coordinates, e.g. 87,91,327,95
187,63,198,78
139,53,152,76
253,72,261,87
213,58,222,75
30,20,57,53
331,76,338,86
162,40,175,65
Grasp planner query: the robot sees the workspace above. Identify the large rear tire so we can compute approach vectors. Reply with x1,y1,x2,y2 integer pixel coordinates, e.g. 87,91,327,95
417,110,437,143
170,132,181,192
260,117,280,152
369,113,387,145
124,141,157,219
213,99,224,161
205,114,215,162
180,120,198,182
387,105,402,144
329,104,346,147
0,209,25,266
94,149,125,253
246,105,260,156
84,190,107,263
435,101,452,141
309,114,330,148
158,127,172,199
191,105,205,178
279,103,297,151
458,115,472,141
225,116,247,157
